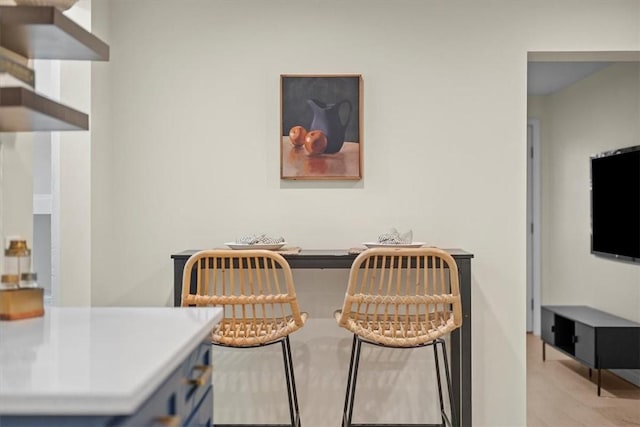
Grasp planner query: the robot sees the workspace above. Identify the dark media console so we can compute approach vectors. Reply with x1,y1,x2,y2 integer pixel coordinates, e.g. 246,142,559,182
541,305,640,396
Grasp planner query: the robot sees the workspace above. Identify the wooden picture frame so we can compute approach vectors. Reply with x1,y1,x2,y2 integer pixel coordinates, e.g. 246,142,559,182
280,74,362,180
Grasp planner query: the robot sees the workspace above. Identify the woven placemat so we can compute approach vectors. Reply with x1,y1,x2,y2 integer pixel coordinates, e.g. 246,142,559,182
276,246,302,255
347,246,436,254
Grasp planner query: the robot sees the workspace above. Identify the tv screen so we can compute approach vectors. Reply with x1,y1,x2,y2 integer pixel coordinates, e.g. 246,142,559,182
590,145,640,263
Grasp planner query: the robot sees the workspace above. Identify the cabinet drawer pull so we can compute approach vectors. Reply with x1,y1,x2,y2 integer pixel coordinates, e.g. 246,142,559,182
154,415,181,427
187,364,212,386
572,335,579,343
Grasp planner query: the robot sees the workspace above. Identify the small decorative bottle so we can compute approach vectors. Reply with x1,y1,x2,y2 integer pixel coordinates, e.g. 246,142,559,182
2,238,34,288
0,274,19,290
0,238,44,321
20,272,39,288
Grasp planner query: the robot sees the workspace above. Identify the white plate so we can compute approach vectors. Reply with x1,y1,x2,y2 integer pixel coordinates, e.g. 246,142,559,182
225,242,287,250
362,242,425,248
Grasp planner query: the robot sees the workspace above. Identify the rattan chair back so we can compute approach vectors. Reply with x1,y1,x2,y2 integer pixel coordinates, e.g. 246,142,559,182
181,249,307,347
336,247,462,347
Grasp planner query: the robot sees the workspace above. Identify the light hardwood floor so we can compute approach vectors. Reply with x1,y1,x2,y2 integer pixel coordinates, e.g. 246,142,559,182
527,333,640,426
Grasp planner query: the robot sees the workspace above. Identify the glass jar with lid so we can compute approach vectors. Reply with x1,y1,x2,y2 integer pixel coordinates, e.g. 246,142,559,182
20,272,39,288
0,274,19,290
4,238,32,287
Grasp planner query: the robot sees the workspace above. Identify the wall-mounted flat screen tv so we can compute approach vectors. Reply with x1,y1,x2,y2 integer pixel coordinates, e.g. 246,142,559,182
590,145,640,263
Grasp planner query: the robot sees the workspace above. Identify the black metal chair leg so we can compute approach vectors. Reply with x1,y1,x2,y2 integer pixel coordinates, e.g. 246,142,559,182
343,336,363,427
341,337,458,427
342,335,358,427
281,337,300,427
342,335,356,427
347,337,363,427
440,339,457,427
280,339,295,426
284,336,301,426
433,340,446,425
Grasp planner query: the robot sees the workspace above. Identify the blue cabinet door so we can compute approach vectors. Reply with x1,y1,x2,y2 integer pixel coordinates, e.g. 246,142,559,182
184,386,213,427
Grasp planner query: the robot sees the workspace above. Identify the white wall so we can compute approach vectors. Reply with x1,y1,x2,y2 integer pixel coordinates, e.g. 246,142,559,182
90,0,113,306
0,133,32,253
0,1,34,273
55,1,93,306
0,1,93,303
82,1,640,426
532,63,640,322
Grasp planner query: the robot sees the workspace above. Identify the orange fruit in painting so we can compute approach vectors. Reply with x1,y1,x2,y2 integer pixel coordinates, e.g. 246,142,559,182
289,126,307,146
304,130,328,155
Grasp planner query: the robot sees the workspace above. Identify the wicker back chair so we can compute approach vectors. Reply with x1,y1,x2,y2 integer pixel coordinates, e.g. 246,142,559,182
181,249,307,427
335,247,462,427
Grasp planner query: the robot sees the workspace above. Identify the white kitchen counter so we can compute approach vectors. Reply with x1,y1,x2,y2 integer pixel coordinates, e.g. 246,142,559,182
0,306,222,416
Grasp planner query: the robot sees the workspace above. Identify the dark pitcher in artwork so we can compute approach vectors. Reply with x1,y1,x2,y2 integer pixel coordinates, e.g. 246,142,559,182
306,98,352,154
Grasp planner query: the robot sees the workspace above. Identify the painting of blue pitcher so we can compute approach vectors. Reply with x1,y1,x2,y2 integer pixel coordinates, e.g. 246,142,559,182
307,98,352,154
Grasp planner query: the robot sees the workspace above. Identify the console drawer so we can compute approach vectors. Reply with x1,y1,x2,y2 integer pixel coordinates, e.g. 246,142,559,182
116,338,212,427
179,341,212,417
573,322,595,367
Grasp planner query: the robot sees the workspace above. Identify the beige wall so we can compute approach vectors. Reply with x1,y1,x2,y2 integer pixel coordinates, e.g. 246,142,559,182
91,2,535,420
0,0,634,425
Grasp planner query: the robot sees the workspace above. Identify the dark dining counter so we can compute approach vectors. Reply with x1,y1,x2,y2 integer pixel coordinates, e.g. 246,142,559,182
170,248,474,427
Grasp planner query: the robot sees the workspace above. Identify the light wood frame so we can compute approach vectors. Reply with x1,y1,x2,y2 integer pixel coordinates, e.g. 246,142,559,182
280,74,363,180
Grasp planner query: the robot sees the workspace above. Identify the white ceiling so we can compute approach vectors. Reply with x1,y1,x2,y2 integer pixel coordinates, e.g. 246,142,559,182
527,62,612,95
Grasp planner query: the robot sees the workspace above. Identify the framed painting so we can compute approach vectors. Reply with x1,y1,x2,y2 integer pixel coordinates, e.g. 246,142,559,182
280,74,362,180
